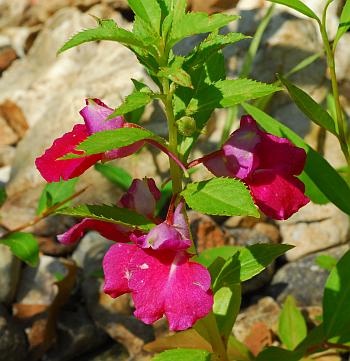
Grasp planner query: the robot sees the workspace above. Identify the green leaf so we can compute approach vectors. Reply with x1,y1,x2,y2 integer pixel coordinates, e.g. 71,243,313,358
278,296,307,350
256,347,300,361
195,246,240,268
279,76,337,136
0,185,7,207
214,284,241,339
266,0,320,21
169,13,239,46
56,204,155,231
186,79,281,115
0,232,39,267
181,177,259,217
333,0,350,49
242,102,350,215
227,336,254,361
186,32,249,69
214,244,293,289
323,250,350,340
63,127,159,158
58,18,146,54
94,163,132,190
152,349,211,361
108,91,153,119
294,324,325,356
315,254,338,271
37,178,78,215
128,0,161,34
158,57,193,88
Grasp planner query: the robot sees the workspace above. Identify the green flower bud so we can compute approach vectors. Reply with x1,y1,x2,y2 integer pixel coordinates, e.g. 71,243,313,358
176,116,196,137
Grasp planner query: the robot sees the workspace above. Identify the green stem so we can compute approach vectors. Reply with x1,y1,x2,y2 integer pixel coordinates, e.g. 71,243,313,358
319,1,350,176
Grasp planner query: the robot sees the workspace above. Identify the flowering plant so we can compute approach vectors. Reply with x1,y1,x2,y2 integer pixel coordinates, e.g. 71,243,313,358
1,0,350,360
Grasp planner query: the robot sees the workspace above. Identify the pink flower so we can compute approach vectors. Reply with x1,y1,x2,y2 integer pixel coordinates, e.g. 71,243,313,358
35,99,187,182
190,115,309,220
57,177,160,245
103,202,213,331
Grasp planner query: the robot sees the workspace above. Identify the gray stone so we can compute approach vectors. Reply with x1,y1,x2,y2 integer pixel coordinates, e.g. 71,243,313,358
43,305,109,361
0,305,27,361
279,203,349,261
267,244,349,306
0,244,21,304
77,344,129,361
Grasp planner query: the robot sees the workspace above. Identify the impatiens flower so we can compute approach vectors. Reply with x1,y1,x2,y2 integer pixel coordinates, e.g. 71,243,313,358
35,98,186,182
57,177,160,245
190,115,309,220
103,202,213,331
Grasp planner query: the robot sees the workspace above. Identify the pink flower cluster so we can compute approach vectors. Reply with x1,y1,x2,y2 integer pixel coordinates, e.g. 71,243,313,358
190,115,309,220
58,178,213,331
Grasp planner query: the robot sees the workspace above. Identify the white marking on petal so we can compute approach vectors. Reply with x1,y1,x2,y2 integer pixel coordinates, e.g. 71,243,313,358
125,270,131,280
140,263,149,270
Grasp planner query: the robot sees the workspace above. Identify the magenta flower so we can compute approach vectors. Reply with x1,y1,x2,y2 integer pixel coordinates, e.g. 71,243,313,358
35,99,186,182
57,177,160,245
190,115,309,220
103,202,213,331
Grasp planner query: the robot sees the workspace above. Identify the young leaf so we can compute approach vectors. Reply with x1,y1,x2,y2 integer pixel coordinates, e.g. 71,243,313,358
186,79,281,114
56,204,155,231
333,0,350,49
58,18,147,54
128,0,162,34
323,250,350,340
169,13,239,46
242,102,350,215
279,76,337,136
214,244,293,289
0,232,39,267
194,246,240,268
315,254,337,271
0,185,6,207
37,178,78,215
158,57,193,88
266,0,320,21
181,177,259,217
278,296,307,350
108,91,153,118
214,284,241,339
152,349,211,361
94,163,132,190
227,336,255,361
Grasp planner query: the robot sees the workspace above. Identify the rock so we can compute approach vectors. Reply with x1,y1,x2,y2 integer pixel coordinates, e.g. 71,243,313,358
0,166,11,184
0,305,28,361
77,343,129,361
74,232,154,358
0,100,28,139
223,216,261,229
37,235,76,257
0,145,15,167
42,305,109,361
279,203,349,261
233,297,281,343
188,211,225,252
267,244,349,306
0,115,18,145
0,46,16,72
0,244,21,304
189,0,239,14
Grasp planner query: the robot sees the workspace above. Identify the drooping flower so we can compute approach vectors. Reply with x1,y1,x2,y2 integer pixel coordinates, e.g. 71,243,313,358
35,99,186,182
57,177,160,245
103,202,213,331
190,115,309,220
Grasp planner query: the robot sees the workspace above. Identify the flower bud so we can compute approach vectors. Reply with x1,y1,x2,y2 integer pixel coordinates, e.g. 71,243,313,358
176,116,196,137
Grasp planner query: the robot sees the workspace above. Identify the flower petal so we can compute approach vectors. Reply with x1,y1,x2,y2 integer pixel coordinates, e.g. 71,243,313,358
173,201,190,240
249,170,310,220
119,178,160,218
129,249,213,331
103,243,137,298
202,150,233,177
57,218,131,245
35,124,102,182
80,98,124,134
